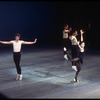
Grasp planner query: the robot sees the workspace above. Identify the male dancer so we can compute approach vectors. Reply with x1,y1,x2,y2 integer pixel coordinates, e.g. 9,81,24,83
0,33,37,80
63,24,72,60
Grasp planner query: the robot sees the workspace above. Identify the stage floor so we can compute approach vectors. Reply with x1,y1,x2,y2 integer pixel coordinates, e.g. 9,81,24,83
0,46,100,99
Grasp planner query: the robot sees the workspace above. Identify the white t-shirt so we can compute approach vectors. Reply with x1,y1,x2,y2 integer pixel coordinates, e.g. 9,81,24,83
10,40,24,52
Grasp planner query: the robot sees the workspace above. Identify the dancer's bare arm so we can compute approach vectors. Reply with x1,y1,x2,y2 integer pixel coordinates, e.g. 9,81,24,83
80,30,84,42
0,41,12,44
64,30,70,33
22,38,37,44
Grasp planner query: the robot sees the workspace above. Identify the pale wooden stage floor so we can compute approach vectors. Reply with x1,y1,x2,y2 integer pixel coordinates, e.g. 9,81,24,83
0,46,100,99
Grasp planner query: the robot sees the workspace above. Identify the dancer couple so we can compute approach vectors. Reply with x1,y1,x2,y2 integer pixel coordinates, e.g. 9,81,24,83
0,33,37,80
63,24,85,82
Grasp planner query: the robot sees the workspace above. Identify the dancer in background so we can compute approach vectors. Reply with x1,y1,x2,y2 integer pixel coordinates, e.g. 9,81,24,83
63,24,72,60
0,33,37,80
78,29,85,64
69,30,81,82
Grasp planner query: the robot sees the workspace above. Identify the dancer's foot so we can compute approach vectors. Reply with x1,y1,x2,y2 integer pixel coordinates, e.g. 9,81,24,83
16,74,20,80
19,74,23,80
72,66,77,71
74,79,80,82
64,54,68,60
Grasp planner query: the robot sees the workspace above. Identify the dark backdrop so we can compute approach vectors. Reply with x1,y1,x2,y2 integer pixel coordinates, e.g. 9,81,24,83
0,1,100,49
55,1,100,49
0,1,56,46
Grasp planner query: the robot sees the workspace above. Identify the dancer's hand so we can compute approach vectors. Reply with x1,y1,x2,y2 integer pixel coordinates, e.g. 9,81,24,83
34,38,37,43
80,29,84,34
81,31,84,34
77,41,80,45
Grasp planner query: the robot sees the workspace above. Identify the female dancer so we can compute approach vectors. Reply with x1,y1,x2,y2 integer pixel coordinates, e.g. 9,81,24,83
78,29,85,64
63,24,72,60
0,33,37,80
69,30,81,82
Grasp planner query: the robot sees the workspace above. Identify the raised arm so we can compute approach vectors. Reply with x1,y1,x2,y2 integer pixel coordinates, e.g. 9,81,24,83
22,38,37,44
0,41,12,44
80,29,84,42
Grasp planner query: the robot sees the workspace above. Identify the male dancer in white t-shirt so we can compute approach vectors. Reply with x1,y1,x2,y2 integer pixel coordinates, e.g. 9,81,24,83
0,33,37,80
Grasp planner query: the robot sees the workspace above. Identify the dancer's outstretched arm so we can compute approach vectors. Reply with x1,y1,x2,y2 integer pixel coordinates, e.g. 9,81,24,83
22,38,37,44
64,29,70,33
0,41,12,44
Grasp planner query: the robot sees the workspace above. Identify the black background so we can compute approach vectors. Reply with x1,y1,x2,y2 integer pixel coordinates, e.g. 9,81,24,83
55,1,100,49
0,1,100,49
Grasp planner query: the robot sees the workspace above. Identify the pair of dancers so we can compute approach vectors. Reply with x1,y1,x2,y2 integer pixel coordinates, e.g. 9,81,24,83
63,24,85,82
0,33,37,80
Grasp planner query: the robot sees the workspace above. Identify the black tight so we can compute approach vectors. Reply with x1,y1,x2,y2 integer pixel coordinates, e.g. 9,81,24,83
63,38,70,55
74,61,81,81
13,52,21,75
71,45,79,66
79,52,84,64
